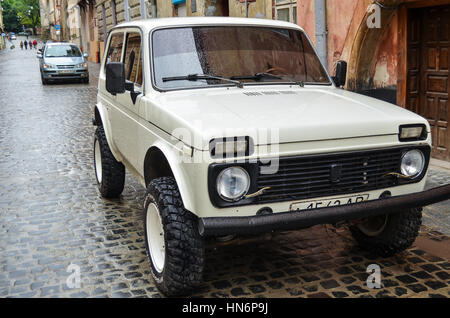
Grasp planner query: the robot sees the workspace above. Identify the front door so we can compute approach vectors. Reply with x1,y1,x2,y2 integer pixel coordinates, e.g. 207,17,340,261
407,5,450,160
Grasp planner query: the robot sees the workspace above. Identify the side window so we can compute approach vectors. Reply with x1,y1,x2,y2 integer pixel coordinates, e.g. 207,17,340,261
123,32,143,87
106,33,124,63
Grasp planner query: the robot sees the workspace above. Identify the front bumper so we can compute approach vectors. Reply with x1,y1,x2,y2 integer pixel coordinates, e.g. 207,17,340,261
199,184,450,236
43,69,89,80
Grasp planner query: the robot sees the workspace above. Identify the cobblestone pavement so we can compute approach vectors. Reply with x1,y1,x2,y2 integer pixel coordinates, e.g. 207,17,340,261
0,39,449,298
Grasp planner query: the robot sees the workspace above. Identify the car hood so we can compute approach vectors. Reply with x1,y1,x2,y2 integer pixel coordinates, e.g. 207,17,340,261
44,56,83,65
150,86,429,151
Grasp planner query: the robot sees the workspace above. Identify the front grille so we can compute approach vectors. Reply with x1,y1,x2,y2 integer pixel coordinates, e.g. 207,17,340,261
57,65,74,69
256,147,422,204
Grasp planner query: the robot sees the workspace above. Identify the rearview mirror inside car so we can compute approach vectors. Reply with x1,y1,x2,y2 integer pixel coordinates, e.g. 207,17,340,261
106,62,126,95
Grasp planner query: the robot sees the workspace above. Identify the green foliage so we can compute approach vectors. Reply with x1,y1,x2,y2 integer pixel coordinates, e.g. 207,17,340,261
2,0,20,32
2,0,41,32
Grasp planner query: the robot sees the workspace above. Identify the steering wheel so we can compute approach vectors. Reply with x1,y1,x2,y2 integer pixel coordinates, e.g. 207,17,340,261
265,67,290,75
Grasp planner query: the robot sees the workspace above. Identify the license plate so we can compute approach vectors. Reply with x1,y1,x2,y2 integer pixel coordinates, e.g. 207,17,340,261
58,70,73,74
290,194,370,211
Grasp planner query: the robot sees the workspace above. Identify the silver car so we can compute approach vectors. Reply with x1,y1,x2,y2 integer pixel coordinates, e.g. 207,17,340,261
37,42,89,84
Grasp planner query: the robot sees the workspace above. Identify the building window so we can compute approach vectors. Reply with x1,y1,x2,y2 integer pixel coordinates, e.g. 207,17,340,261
275,0,297,24
111,0,117,25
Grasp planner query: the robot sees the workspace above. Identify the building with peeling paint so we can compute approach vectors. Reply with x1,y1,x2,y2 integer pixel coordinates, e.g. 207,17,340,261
295,0,450,161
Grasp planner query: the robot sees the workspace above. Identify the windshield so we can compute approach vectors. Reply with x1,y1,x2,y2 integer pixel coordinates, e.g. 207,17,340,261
45,45,82,58
152,26,331,90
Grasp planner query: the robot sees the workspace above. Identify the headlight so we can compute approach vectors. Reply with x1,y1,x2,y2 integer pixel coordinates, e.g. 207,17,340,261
399,124,426,141
216,167,250,201
76,62,88,69
400,150,425,178
43,63,56,69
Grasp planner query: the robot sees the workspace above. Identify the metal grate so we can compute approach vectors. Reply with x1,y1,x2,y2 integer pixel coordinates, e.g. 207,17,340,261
57,65,75,69
256,148,405,204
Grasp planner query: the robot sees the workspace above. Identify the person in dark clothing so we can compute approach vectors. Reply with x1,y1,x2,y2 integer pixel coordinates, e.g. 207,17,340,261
24,40,28,49
29,41,32,49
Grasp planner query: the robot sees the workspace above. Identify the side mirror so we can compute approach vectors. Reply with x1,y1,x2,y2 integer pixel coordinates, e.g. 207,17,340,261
333,60,347,88
83,53,89,58
106,62,126,95
36,53,42,59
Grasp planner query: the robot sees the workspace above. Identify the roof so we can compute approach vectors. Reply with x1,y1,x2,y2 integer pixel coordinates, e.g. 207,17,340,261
113,17,305,33
46,42,78,46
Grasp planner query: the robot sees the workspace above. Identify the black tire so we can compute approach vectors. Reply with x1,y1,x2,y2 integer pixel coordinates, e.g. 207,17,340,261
83,77,89,84
94,126,125,198
41,73,48,85
144,177,204,296
350,208,422,257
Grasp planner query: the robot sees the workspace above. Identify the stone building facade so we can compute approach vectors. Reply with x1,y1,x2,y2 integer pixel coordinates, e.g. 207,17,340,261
95,0,273,54
295,0,450,161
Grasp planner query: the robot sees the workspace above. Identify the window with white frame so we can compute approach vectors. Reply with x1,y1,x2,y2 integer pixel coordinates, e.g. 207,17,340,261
275,0,297,24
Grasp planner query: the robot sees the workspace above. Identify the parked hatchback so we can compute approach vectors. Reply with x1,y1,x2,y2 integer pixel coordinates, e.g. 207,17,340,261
37,42,89,84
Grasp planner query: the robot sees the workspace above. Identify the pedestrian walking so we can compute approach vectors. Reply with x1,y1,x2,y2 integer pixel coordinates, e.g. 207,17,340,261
24,40,28,50
33,40,37,49
29,41,32,49
20,41,23,50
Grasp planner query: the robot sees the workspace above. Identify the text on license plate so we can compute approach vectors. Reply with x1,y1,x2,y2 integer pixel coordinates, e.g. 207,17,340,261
59,70,73,74
290,194,370,211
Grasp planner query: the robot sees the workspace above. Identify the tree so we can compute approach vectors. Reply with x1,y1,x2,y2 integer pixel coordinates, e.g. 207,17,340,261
2,0,20,32
17,0,40,34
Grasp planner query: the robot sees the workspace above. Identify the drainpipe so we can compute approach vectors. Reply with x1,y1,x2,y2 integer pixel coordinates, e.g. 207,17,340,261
151,0,157,18
314,0,328,69
245,0,248,17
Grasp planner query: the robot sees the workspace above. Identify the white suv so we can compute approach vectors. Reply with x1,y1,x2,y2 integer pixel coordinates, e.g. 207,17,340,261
93,17,450,296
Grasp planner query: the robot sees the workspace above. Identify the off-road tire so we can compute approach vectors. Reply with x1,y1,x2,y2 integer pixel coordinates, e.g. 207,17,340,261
144,177,204,297
94,126,125,198
350,208,422,257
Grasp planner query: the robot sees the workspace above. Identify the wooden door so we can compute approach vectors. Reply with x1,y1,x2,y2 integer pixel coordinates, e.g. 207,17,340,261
407,5,450,160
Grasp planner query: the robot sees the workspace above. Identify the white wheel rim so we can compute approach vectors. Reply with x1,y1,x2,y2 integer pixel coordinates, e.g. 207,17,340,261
146,203,165,273
94,138,102,184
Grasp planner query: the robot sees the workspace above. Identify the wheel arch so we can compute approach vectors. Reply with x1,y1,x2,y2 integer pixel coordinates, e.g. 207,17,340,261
143,143,196,214
93,103,124,163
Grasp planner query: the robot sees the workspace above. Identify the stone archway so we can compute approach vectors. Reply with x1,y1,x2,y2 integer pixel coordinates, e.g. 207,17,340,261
346,0,403,93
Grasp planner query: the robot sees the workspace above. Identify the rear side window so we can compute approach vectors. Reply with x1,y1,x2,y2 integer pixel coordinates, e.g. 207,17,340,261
106,33,124,63
123,32,143,86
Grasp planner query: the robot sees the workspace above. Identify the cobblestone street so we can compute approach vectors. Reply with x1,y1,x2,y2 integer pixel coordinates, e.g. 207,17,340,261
0,38,449,298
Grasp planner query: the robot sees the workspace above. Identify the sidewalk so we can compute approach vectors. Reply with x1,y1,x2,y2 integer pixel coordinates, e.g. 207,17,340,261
423,160,450,237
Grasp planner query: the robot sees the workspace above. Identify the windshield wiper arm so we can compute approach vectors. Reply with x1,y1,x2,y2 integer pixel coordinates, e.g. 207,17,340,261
230,72,282,81
162,73,243,88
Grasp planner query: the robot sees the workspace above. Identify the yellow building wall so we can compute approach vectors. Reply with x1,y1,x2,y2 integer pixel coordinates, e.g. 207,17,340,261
157,0,174,17
229,0,271,18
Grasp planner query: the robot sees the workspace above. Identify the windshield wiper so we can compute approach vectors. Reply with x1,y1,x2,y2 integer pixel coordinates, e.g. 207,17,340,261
230,72,282,81
162,73,243,88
